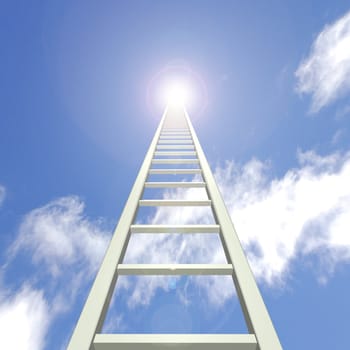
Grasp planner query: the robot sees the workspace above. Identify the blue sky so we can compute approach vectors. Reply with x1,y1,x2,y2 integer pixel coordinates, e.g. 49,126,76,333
1,1,350,349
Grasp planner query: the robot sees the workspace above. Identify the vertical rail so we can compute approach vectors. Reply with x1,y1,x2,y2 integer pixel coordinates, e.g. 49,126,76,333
67,111,166,350
184,109,282,350
69,104,282,350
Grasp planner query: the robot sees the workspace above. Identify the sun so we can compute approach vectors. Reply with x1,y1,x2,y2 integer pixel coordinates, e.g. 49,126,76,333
163,80,191,107
147,62,208,117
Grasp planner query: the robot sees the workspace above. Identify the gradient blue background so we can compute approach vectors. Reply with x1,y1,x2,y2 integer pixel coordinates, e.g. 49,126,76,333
1,1,350,349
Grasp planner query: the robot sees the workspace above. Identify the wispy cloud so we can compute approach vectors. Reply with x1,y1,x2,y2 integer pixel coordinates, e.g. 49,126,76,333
0,185,5,207
331,128,346,145
2,196,110,350
120,150,350,308
9,196,109,279
295,10,350,112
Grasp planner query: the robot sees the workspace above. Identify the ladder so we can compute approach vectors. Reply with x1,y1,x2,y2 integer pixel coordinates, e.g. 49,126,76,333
68,106,283,350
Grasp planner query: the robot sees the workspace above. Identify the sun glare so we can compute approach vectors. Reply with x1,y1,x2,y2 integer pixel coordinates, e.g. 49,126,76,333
147,62,208,117
163,80,190,106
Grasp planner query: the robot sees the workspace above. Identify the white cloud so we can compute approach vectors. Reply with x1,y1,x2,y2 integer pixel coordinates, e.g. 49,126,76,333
0,286,49,350
9,196,109,279
217,151,350,284
120,150,350,308
295,10,350,112
0,185,5,207
2,196,110,349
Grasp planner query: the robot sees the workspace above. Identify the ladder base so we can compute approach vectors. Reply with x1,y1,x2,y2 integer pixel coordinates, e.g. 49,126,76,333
94,334,257,350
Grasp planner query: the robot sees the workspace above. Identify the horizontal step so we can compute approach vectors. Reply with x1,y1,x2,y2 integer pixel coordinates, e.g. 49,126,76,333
130,224,220,233
139,200,211,206
161,130,190,133
149,169,202,174
144,181,205,188
160,136,192,139
154,151,197,156
117,264,233,275
94,334,258,350
159,132,191,136
161,132,189,134
156,145,195,150
158,139,193,144
151,158,199,164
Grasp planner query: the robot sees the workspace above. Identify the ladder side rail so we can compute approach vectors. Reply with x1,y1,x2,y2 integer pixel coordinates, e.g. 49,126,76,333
184,111,282,350
67,111,167,350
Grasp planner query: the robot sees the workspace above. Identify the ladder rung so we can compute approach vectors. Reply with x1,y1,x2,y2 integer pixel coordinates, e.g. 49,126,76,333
160,136,192,139
152,159,199,164
144,182,205,188
139,200,211,206
149,169,202,174
117,264,233,275
130,224,220,233
154,151,197,156
158,140,193,144
156,145,195,150
94,334,258,350
161,130,191,134
161,134,191,137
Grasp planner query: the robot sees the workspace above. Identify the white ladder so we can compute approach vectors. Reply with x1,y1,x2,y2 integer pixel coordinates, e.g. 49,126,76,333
68,107,283,350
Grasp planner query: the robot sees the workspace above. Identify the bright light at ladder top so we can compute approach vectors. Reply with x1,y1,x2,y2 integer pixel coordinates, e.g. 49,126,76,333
164,80,191,107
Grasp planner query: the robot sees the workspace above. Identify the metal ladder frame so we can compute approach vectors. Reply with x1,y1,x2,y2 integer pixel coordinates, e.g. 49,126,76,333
68,107,282,350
